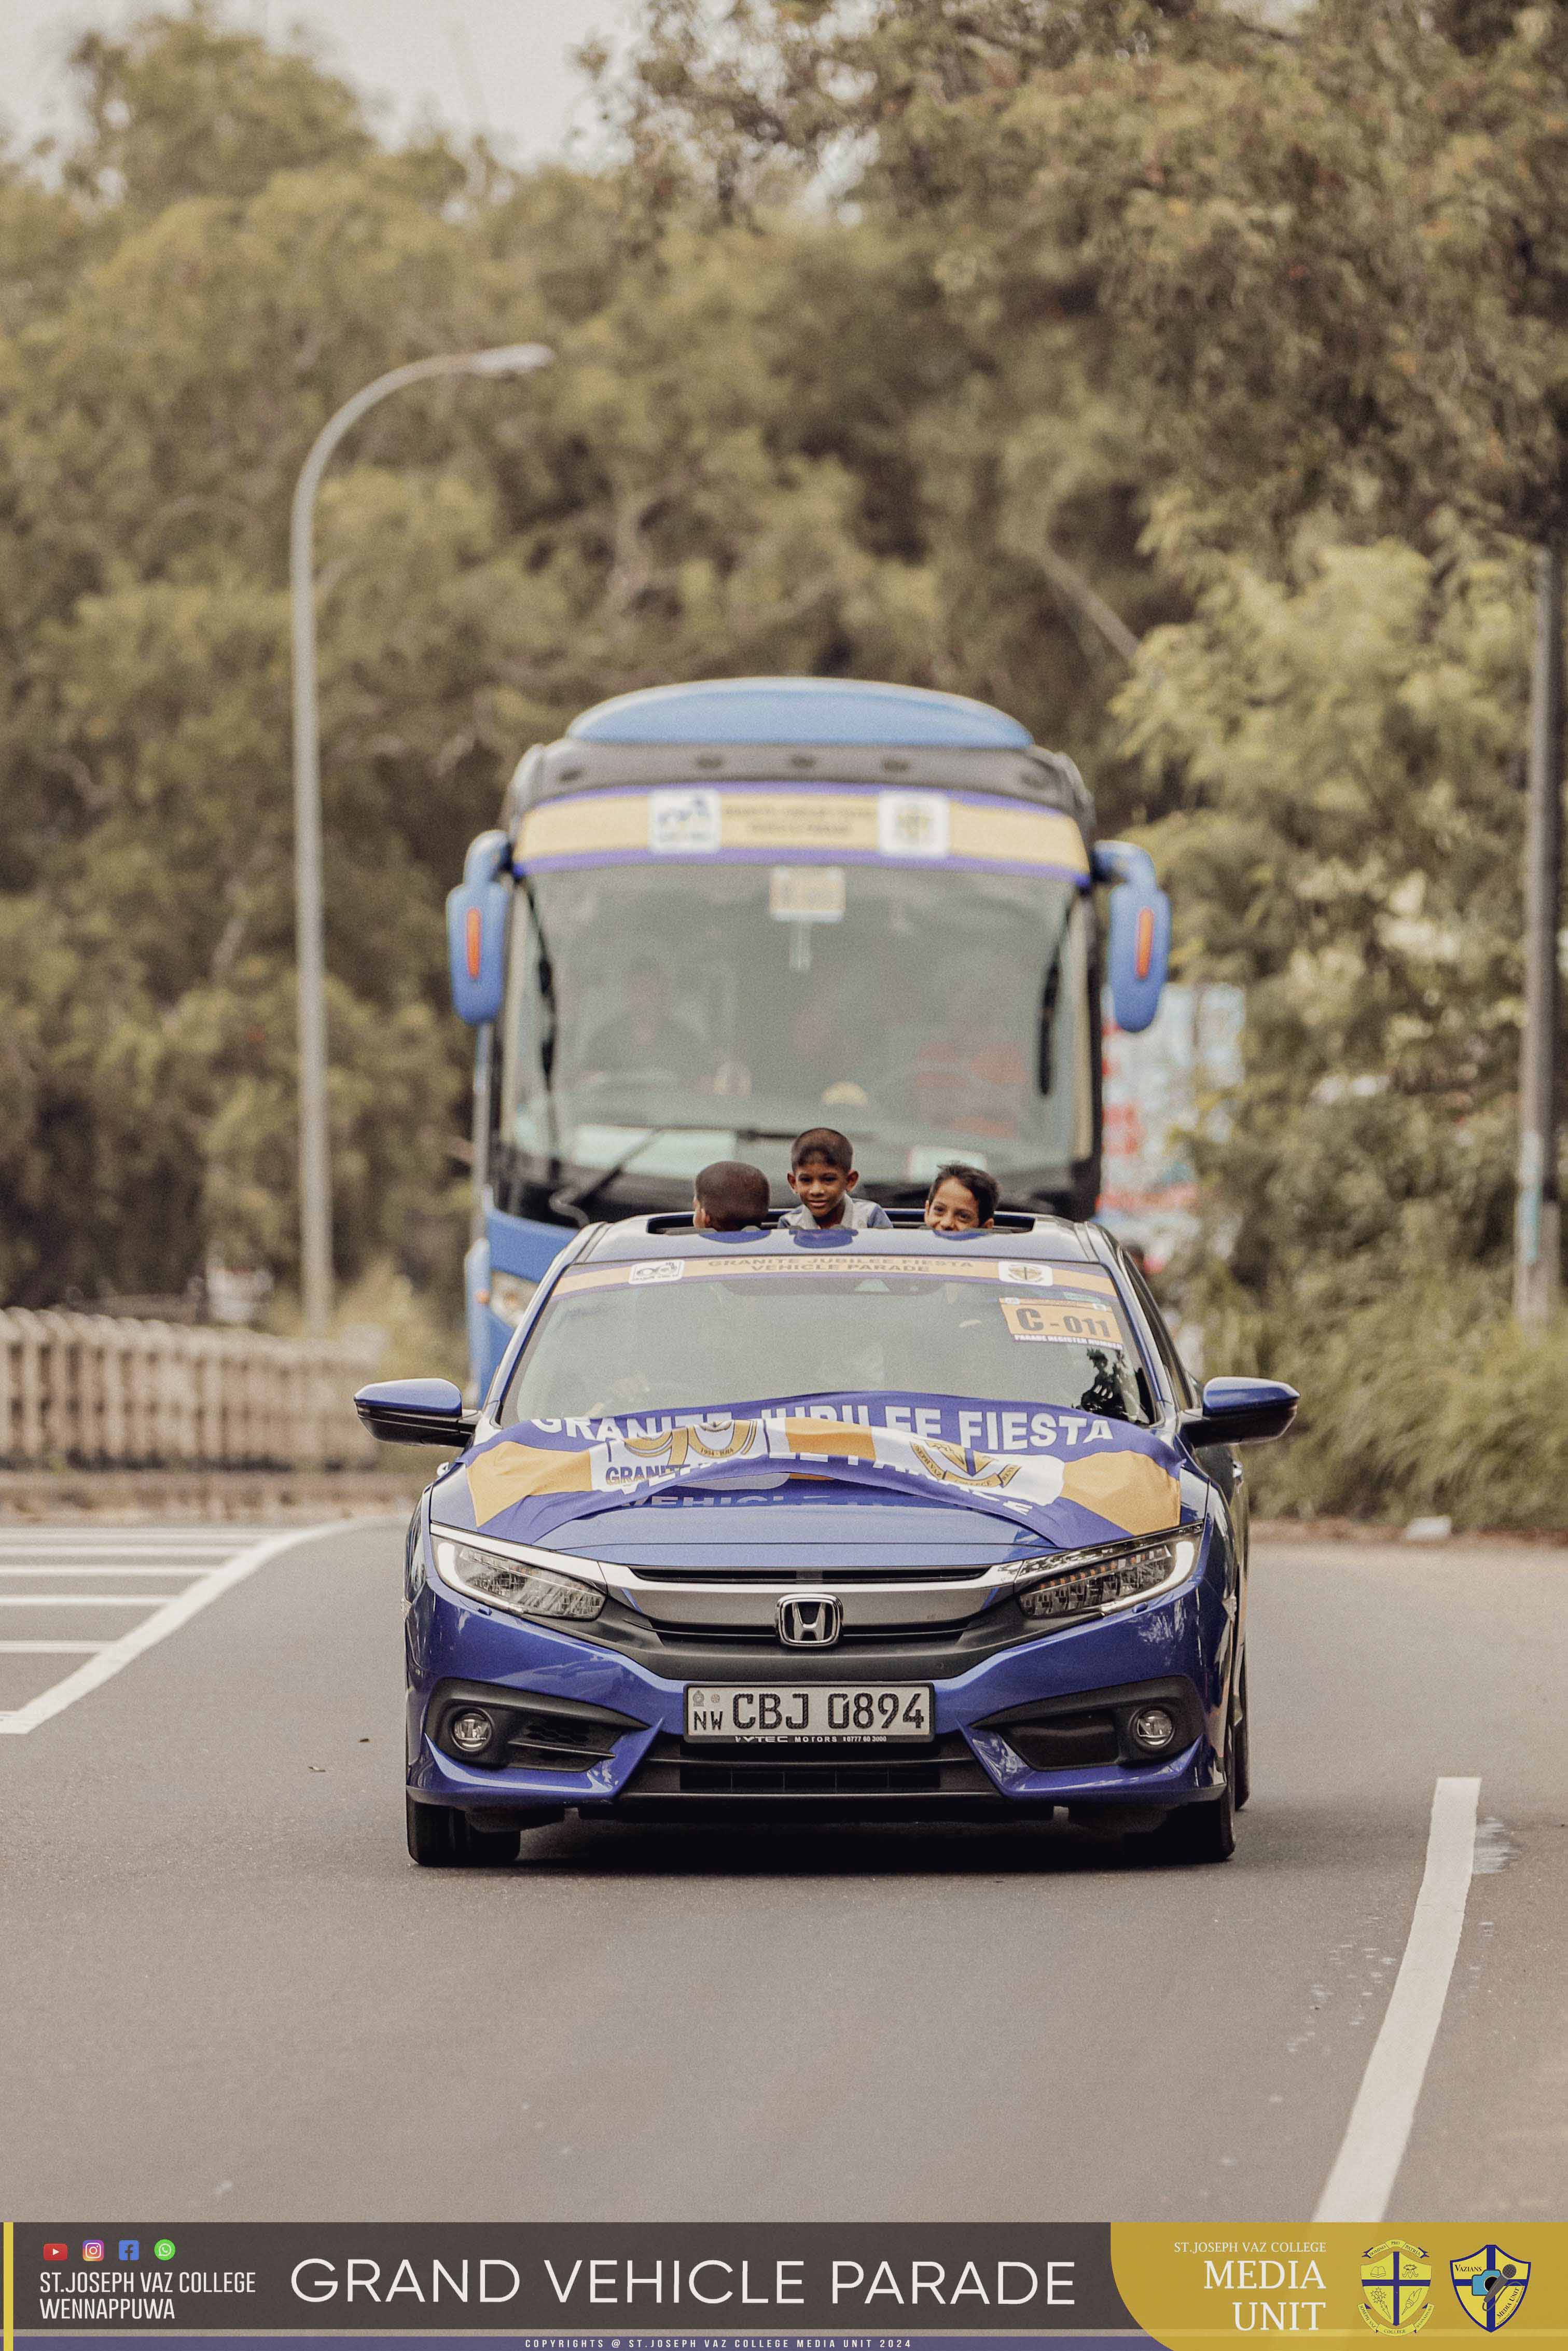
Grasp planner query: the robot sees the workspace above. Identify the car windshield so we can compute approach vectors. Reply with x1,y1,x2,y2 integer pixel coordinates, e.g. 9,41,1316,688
499,860,1089,1188
498,1254,1151,1427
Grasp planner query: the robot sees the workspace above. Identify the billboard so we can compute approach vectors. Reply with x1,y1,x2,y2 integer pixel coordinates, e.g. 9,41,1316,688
1099,981,1245,1271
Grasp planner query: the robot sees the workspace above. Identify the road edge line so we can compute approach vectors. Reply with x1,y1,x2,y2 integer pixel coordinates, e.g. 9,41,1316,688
0,1520,349,1737
1312,1773,1481,2222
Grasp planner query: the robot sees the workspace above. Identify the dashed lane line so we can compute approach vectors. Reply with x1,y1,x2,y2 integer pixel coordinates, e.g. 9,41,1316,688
0,1522,339,1736
0,1640,106,1654
0,1531,255,1547
0,1564,216,1575
0,1548,242,1561
0,1593,190,1605
1313,1774,1482,2222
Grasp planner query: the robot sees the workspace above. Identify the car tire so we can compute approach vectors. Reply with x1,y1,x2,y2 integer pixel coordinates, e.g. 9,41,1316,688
459,1818,522,1865
1149,1716,1237,1865
407,1796,522,1867
407,1793,459,1866
1232,1654,1252,1813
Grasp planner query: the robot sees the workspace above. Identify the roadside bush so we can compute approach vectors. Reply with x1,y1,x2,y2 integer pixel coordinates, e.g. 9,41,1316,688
1231,1274,1568,1530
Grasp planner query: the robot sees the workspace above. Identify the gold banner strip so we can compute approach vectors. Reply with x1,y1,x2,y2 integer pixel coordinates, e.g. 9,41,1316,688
518,787,1088,874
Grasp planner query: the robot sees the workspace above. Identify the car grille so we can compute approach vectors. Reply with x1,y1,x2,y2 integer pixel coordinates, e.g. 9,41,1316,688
503,1707,626,1771
628,1562,992,1584
657,1620,961,1648
625,1730,992,1798
990,1709,1119,1769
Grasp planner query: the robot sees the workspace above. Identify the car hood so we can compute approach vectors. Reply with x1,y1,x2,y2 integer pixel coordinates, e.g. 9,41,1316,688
433,1392,1192,1559
534,1493,1044,1573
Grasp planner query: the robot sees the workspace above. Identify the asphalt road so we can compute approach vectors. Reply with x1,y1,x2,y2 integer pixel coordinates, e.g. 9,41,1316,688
2,1516,1562,2222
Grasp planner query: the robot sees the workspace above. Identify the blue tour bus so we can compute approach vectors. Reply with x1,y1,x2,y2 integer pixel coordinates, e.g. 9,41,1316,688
447,676,1170,1390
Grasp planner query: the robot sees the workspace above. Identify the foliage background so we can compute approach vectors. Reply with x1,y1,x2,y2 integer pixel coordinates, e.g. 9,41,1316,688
4,0,1567,1518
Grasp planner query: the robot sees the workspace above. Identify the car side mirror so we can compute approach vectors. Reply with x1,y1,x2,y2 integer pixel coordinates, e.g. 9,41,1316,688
1182,1376,1298,1447
354,1377,477,1448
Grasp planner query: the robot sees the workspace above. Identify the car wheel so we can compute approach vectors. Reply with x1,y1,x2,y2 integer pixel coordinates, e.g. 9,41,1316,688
1232,1654,1252,1813
1150,1718,1237,1865
459,1818,522,1865
407,1793,459,1866
407,1796,523,1866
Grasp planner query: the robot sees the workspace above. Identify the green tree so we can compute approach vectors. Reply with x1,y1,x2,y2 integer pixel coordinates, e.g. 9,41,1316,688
0,12,963,1305
63,4,373,214
5,0,1564,1461
1119,527,1530,1312
611,0,1568,1255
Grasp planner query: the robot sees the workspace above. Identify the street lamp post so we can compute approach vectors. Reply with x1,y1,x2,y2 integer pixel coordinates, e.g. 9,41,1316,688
289,343,553,1335
1515,542,1565,1327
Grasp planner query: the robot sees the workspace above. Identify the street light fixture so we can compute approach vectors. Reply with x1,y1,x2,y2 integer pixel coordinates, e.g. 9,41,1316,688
289,343,554,1336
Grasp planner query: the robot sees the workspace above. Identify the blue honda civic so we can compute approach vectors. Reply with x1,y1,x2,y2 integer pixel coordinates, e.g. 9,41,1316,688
357,1214,1295,1867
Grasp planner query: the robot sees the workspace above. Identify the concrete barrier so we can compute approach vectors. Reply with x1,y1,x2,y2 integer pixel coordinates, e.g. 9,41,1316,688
0,1308,382,1469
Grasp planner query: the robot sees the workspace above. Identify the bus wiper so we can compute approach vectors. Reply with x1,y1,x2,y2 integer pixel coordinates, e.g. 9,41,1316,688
519,876,561,1160
1036,894,1075,1096
548,1124,752,1226
733,1124,890,1145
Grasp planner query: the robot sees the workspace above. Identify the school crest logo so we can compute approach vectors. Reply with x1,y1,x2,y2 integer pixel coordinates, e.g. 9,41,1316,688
877,790,949,860
1359,2242,1433,2335
909,1440,1020,1489
648,787,721,853
1450,2248,1530,2331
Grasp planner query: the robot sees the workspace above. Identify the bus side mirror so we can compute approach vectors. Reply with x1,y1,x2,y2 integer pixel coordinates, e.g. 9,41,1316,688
1094,840,1171,1034
447,829,512,1026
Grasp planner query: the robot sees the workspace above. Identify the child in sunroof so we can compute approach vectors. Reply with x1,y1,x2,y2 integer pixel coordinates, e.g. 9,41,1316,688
923,1161,999,1233
778,1127,892,1230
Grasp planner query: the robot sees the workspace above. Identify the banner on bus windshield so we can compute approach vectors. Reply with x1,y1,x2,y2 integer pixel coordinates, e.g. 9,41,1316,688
515,783,1090,883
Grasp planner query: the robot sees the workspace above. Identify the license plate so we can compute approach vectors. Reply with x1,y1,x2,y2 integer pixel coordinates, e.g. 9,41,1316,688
684,1684,933,1742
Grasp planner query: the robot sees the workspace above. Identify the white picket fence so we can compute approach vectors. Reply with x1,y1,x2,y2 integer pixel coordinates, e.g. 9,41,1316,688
0,1309,382,1469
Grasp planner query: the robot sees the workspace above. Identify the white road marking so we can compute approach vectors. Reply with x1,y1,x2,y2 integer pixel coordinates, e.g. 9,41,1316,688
0,1565,210,1576
1313,1775,1481,2221
0,1640,108,1654
0,1593,184,1607
0,1540,263,1560
0,1523,339,1735
0,1534,254,1550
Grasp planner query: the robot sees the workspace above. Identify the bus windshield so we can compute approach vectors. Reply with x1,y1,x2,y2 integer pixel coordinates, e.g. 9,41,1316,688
499,861,1091,1188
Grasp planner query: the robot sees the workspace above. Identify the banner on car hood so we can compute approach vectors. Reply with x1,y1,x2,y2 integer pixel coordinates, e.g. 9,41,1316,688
453,1393,1187,1553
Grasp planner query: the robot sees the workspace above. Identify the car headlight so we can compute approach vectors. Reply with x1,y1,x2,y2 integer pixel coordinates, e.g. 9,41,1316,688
433,1538,605,1623
1016,1532,1197,1624
482,1271,537,1327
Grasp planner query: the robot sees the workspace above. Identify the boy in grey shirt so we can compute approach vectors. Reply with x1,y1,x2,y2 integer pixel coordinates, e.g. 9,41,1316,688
779,1127,892,1231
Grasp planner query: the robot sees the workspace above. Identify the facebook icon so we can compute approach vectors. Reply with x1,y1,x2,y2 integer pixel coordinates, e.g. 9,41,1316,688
118,2241,139,2261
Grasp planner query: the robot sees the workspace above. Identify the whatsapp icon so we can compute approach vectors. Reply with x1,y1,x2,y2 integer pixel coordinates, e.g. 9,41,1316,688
154,2240,175,2261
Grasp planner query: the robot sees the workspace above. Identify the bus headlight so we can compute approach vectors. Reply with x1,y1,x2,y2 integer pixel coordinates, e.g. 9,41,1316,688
1017,1533,1197,1624
434,1539,605,1623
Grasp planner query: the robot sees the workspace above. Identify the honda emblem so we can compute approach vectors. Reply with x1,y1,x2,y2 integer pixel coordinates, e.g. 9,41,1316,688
776,1591,842,1648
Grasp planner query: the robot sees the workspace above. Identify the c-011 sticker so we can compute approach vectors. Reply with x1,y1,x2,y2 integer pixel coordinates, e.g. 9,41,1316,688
1000,1294,1122,1346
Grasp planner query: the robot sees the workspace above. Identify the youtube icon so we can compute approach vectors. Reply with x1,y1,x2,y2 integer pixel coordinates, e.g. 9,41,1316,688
43,2244,67,2263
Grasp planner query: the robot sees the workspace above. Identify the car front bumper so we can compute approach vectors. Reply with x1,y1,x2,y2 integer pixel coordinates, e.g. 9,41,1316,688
406,1514,1238,1826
